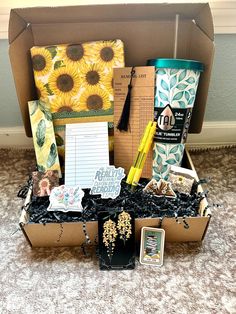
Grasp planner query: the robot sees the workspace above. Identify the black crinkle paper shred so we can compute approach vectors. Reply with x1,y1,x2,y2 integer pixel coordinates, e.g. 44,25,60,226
17,176,32,199
26,179,206,224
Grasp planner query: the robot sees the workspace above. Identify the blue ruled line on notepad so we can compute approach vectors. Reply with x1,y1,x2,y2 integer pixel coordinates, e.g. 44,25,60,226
65,122,109,188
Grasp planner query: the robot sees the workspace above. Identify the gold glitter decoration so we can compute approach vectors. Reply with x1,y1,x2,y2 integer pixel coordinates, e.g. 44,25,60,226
117,211,132,245
103,219,117,261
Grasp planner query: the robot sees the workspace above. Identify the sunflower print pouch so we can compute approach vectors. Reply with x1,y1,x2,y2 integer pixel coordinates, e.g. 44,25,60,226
30,39,125,165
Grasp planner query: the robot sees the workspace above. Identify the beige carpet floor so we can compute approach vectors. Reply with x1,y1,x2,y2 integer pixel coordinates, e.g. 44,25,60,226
0,147,235,314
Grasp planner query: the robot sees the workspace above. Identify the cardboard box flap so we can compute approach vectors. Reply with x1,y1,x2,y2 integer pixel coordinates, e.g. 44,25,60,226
8,9,28,44
8,3,214,137
9,3,213,42
195,4,214,41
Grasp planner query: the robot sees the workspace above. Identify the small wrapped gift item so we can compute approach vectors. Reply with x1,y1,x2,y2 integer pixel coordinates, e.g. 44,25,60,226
143,178,176,198
168,165,196,194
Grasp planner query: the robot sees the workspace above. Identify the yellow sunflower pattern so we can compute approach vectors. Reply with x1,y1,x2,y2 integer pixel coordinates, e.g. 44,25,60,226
30,40,125,164
31,47,53,77
34,79,48,101
79,63,106,88
30,40,124,115
79,86,111,111
48,65,81,98
91,40,125,68
50,95,81,114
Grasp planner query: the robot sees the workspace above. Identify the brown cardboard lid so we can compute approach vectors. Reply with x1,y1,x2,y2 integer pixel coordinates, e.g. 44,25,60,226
9,3,214,44
8,3,214,137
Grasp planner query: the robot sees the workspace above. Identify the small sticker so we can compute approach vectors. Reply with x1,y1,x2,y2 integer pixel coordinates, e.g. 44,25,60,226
47,185,84,212
90,166,125,199
154,105,192,144
143,178,176,198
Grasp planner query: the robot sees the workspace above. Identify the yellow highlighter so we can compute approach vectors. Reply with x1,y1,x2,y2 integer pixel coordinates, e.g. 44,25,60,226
131,121,157,186
126,121,153,184
141,121,157,168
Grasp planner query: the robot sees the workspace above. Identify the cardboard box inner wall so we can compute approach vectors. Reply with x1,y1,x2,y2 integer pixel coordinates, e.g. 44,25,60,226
20,150,211,248
9,3,214,138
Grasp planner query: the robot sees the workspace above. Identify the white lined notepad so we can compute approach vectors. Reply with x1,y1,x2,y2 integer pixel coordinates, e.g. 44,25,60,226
65,122,109,188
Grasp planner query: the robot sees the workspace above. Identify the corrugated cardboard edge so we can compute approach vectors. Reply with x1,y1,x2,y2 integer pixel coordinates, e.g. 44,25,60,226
22,216,209,247
19,219,33,247
201,216,211,241
8,9,28,44
9,3,213,41
19,186,33,247
185,149,210,216
195,3,214,41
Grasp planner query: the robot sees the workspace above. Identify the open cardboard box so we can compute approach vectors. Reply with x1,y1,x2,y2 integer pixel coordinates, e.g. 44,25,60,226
9,3,214,247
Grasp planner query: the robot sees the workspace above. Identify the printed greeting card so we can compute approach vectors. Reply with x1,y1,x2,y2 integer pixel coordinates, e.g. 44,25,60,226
32,170,59,197
140,227,165,266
